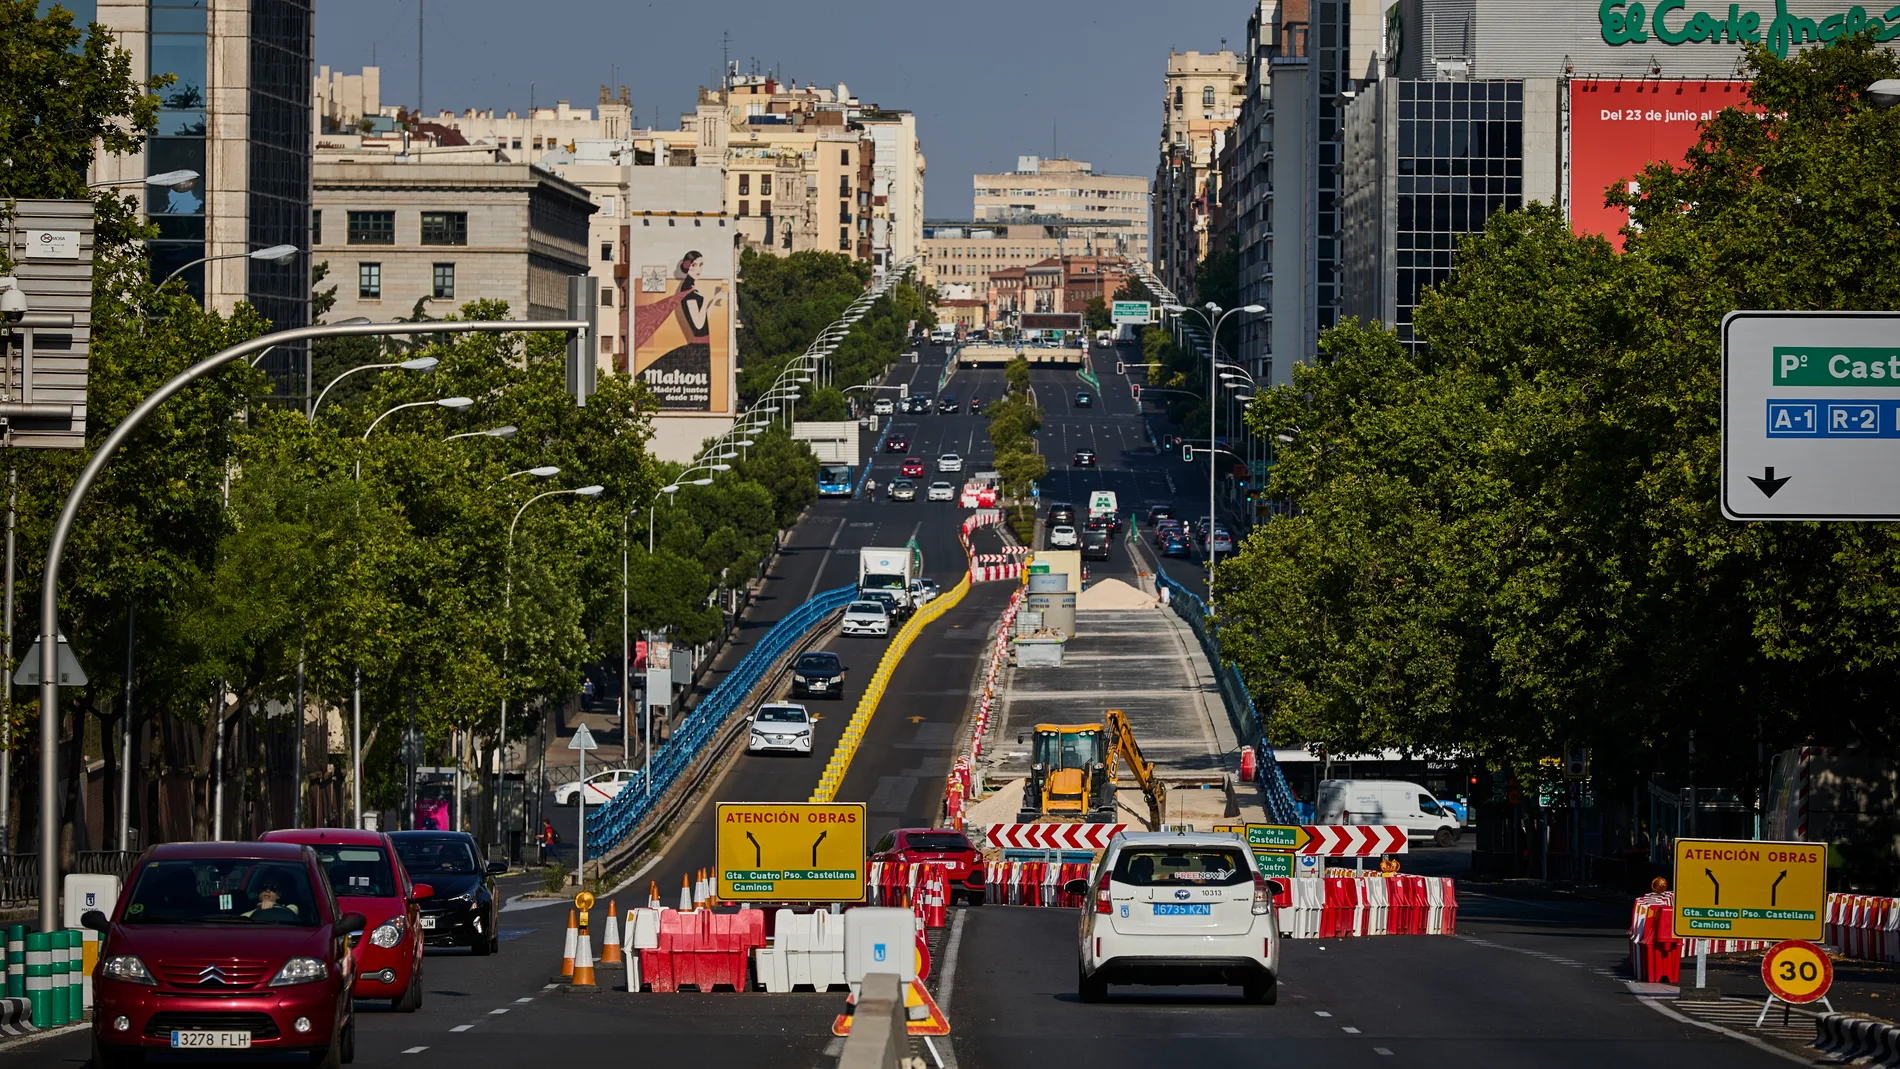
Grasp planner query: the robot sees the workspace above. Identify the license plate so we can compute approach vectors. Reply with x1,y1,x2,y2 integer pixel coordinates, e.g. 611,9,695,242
420,916,437,929
172,1031,251,1049
1152,903,1212,916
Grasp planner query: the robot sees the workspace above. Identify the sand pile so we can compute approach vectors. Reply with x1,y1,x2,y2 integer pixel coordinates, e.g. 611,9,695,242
1075,577,1154,611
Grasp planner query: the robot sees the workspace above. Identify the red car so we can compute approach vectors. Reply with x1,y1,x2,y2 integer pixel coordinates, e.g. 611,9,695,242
885,435,910,453
900,457,925,477
87,841,366,1069
262,828,431,1011
869,827,986,905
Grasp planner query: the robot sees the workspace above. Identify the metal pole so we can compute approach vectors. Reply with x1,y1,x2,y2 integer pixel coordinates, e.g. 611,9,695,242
293,644,304,828
212,682,226,840
34,317,587,932
2,467,13,857
577,740,586,886
352,667,361,828
119,604,135,849
622,513,630,767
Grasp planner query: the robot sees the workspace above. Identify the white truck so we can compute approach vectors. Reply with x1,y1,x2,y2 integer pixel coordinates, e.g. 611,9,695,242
858,547,916,613
1315,779,1463,847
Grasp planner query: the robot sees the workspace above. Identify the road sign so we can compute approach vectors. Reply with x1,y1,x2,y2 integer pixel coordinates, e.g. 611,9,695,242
1564,743,1590,780
1721,311,1900,520
716,802,866,901
1253,852,1295,879
568,722,598,751
11,634,87,686
1761,940,1833,1004
1111,301,1151,325
1300,825,1408,856
1672,838,1826,940
986,823,1122,851
1246,824,1310,850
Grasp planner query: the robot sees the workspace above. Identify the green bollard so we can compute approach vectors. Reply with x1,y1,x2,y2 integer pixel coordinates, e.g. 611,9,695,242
24,931,48,1027
66,930,82,1023
49,931,68,1026
5,925,21,998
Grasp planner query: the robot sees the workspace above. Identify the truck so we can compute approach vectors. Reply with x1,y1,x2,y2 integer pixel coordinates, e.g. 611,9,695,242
1016,710,1165,828
1086,489,1119,526
858,547,916,611
816,463,855,497
1315,779,1463,847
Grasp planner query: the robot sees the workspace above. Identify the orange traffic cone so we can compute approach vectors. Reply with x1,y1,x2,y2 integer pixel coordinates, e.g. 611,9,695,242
561,909,577,978
571,919,596,987
648,880,661,910
600,900,623,965
679,873,692,911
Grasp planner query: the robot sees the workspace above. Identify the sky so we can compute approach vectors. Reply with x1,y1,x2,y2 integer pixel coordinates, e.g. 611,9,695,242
314,0,1248,218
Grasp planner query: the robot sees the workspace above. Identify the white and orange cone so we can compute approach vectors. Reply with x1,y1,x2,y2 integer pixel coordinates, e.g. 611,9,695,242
561,908,577,978
648,880,661,910
600,900,623,965
679,873,693,911
571,921,596,987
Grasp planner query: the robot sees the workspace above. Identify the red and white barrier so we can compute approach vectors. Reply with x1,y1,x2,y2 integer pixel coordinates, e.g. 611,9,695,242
621,908,767,993
1306,875,1457,938
1301,825,1408,856
944,586,1025,830
1826,892,1900,962
985,823,1124,850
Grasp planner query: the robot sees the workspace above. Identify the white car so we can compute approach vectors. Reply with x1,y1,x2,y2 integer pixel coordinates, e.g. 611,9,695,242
1071,831,1282,1004
842,599,891,636
554,767,634,806
1048,524,1078,548
909,577,941,605
747,702,814,755
927,481,956,502
873,398,895,415
937,453,964,473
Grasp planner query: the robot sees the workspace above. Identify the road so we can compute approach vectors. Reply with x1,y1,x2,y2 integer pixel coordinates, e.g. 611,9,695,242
4,343,1801,1069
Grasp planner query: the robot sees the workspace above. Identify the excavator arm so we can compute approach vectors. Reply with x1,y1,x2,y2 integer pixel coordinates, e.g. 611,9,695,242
1106,709,1166,829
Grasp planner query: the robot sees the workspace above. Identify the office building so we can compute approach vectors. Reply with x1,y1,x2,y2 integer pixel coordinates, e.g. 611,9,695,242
973,157,1149,263
922,222,1134,312
90,0,315,397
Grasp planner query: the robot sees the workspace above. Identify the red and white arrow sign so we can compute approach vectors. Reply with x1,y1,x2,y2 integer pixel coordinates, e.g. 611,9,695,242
985,823,1125,850
1299,825,1408,856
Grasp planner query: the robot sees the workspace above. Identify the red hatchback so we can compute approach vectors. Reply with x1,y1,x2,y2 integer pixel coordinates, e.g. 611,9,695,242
262,828,431,1012
900,457,925,477
869,827,986,905
87,841,365,1069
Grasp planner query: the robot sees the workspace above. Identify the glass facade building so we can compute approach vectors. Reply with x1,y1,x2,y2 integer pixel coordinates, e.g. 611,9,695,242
147,0,210,300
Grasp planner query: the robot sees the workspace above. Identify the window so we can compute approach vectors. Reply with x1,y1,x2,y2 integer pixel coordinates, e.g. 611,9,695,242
840,149,850,165
600,287,613,307
511,138,521,149
1175,86,1184,105
761,200,771,217
762,174,773,195
420,211,467,246
346,211,394,245
600,242,613,262
602,196,616,217
739,200,749,217
840,228,850,250
602,337,613,353
738,174,750,196
311,209,321,245
839,177,850,198
358,262,381,299
431,263,454,299
1203,85,1216,107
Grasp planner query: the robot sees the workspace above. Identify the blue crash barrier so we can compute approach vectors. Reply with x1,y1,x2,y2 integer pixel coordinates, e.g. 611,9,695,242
584,585,858,858
1157,569,1303,825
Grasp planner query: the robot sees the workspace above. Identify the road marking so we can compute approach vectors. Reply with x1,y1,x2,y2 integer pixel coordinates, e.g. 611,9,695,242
1373,1048,1394,1056
514,997,533,1003
1634,992,1812,1065
1343,1027,1361,1034
451,1025,472,1032
542,983,558,990
488,1008,509,1015
1314,1011,1332,1017
403,1046,429,1054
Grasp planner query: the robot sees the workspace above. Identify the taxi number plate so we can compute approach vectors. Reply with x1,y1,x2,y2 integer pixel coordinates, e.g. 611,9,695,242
420,916,437,929
1152,903,1212,916
172,1031,251,1049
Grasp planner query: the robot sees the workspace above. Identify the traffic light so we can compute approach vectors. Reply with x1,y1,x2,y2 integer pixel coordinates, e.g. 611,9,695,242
1183,445,1195,461
1115,360,1126,375
1131,384,1141,402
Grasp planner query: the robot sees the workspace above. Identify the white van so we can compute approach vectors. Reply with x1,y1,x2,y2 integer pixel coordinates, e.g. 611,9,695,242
1315,779,1462,847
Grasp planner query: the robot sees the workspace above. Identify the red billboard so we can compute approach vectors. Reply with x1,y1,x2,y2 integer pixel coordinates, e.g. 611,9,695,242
1570,80,1753,250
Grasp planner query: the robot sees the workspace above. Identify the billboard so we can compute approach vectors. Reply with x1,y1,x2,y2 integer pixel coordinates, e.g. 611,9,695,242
1111,300,1152,325
1569,79,1752,250
633,251,731,411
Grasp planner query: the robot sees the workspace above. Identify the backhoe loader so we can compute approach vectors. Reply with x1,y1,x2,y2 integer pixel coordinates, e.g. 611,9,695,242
1016,710,1165,827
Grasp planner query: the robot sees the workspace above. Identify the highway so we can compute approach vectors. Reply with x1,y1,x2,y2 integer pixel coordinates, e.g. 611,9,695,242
3,342,1798,1069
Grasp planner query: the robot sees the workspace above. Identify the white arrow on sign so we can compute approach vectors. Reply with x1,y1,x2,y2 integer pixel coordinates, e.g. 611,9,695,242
13,634,88,687
568,722,598,751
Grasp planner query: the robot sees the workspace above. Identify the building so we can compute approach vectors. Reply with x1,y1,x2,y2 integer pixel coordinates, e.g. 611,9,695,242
923,220,1138,310
863,111,927,266
316,67,638,163
88,0,315,398
982,255,1127,331
312,158,593,325
1153,50,1242,299
973,157,1149,263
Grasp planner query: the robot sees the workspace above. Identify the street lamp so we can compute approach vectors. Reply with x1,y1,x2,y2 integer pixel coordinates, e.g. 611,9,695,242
88,169,199,191
446,425,517,442
157,243,299,293
361,396,474,440
486,465,560,490
1166,302,1264,604
498,483,604,858
1870,79,1900,107
311,356,439,418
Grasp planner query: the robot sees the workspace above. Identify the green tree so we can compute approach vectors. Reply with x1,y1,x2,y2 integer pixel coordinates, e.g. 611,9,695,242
1084,297,1112,333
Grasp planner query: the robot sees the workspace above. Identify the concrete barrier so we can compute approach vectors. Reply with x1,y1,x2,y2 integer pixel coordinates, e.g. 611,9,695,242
0,996,35,1036
1814,1013,1900,1065
837,973,908,1069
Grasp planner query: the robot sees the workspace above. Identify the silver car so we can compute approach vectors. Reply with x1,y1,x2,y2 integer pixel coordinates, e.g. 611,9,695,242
747,703,814,756
927,481,956,502
842,600,891,636
938,453,964,473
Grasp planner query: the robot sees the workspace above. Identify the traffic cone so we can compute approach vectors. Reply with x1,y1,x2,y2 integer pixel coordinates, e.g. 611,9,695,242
679,874,692,911
601,901,623,965
571,921,596,987
648,881,661,910
561,909,577,978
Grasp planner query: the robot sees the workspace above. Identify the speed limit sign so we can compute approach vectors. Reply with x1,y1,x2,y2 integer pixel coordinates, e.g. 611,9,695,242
1762,940,1833,1004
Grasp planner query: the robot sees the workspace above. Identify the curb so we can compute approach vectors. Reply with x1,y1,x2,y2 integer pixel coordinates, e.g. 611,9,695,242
1815,1012,1900,1065
0,998,35,1037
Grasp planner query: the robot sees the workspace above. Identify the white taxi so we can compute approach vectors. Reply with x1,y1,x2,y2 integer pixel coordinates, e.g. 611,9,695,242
1069,831,1282,1003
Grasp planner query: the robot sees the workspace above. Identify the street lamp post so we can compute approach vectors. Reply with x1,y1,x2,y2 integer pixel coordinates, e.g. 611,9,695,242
484,465,558,848
34,316,588,931
1163,303,1264,607
86,169,200,192
157,244,299,295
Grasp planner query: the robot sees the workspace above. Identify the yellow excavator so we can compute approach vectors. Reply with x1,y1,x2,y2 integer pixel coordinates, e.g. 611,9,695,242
1016,710,1166,828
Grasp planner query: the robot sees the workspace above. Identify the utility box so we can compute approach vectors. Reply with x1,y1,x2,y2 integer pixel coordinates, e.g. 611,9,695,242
843,907,917,985
63,873,121,926
4,198,95,449
792,420,861,464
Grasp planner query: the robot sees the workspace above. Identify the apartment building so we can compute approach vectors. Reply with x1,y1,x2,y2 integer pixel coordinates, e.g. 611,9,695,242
923,220,1140,306
88,0,314,398
1153,50,1242,299
973,157,1149,263
316,67,638,164
982,255,1127,331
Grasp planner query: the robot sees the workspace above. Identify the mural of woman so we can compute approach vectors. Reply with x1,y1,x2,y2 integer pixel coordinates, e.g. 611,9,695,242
632,251,726,409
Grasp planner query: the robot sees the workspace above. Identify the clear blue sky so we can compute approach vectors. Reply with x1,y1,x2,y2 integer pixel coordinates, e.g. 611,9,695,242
314,0,1246,218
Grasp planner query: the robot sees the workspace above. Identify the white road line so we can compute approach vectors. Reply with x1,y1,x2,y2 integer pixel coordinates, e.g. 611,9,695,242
1634,992,1813,1065
930,908,968,1069
403,1046,429,1054
487,1008,509,1015
451,1025,473,1033
1314,1010,1333,1017
514,997,533,1003
1373,1048,1394,1056
542,983,558,990
1343,1027,1361,1034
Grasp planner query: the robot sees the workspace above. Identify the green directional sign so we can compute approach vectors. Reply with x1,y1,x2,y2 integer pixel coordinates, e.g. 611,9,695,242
1254,852,1295,880
1111,301,1151,325
1246,824,1308,849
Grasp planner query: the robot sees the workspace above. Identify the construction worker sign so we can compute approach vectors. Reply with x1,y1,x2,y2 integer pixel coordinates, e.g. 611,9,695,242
715,803,867,901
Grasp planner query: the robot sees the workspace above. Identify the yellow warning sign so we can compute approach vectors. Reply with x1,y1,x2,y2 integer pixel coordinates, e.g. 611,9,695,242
1671,838,1826,941
716,802,866,901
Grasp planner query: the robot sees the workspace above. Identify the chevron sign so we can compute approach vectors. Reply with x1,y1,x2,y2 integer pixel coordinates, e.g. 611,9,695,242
1300,825,1408,856
986,823,1125,850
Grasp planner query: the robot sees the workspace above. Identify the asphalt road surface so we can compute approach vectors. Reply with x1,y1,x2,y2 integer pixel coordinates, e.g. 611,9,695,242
3,343,1800,1069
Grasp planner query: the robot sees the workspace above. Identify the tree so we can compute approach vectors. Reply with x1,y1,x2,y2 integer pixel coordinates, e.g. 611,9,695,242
1004,356,1032,398
1084,297,1112,333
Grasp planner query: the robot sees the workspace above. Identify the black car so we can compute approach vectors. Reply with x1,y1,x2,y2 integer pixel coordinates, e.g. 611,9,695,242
1145,504,1176,526
1074,392,1093,409
1073,449,1097,467
907,395,933,414
390,831,505,954
1081,528,1112,560
791,650,846,698
939,395,960,413
1047,502,1077,526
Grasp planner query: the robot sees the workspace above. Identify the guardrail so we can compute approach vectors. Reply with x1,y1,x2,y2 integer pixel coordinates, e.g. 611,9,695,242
1156,569,1302,824
585,585,858,857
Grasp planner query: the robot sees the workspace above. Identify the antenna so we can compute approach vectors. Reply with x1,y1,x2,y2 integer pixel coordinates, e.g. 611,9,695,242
722,30,731,89
417,0,424,118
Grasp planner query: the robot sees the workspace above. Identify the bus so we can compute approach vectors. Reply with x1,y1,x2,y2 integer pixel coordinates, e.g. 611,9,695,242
817,463,855,497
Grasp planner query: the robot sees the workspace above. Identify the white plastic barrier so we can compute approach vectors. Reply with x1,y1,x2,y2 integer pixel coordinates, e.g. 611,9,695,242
622,907,663,991
756,909,847,993
1281,878,1325,939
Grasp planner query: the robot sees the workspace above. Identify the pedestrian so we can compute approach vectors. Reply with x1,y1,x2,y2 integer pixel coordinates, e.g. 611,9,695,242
541,819,559,866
